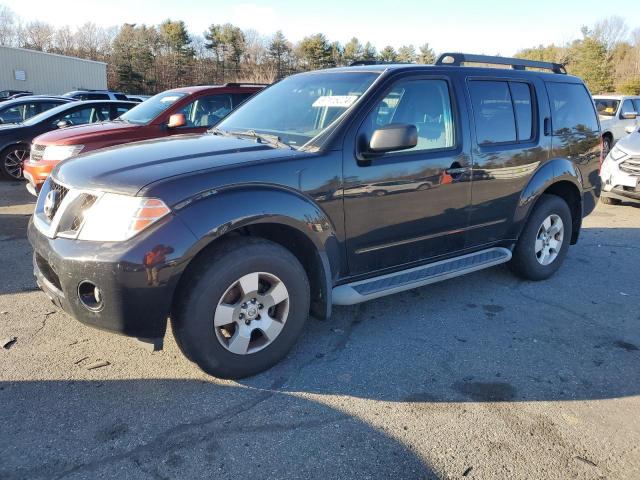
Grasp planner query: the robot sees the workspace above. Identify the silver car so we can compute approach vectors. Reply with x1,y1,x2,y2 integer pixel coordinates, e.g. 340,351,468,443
600,125,640,205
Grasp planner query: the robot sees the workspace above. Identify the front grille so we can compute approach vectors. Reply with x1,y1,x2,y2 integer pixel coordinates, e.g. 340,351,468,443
620,157,640,176
48,180,69,220
30,144,46,162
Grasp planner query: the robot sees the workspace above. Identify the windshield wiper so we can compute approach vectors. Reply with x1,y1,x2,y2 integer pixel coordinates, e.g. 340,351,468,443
226,129,294,150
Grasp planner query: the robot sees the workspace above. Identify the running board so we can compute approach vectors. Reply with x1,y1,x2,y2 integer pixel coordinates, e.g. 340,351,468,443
332,247,512,305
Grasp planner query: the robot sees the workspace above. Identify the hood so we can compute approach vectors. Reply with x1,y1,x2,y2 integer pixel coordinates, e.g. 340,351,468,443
52,134,301,195
34,121,139,145
614,131,640,156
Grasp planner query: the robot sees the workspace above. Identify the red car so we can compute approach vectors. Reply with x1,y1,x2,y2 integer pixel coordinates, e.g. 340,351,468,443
23,83,264,194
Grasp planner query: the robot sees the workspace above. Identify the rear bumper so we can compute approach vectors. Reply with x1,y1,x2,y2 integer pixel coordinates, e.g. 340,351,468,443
27,214,197,339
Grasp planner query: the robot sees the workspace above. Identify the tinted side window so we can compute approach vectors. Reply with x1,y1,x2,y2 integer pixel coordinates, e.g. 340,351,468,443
510,82,534,141
364,78,455,153
114,94,128,100
177,94,234,127
547,83,598,134
87,93,109,100
469,81,516,144
620,99,635,118
633,99,640,113
232,93,254,107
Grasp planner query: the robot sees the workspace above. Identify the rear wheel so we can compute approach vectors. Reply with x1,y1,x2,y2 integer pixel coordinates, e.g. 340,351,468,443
172,237,310,379
0,145,28,180
509,194,572,281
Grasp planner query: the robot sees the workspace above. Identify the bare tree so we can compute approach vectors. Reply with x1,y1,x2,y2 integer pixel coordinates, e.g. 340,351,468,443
21,20,55,51
0,4,16,46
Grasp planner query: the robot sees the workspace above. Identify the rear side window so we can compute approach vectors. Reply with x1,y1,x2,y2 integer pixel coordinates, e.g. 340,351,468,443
620,99,635,118
546,83,598,134
114,94,128,101
468,80,535,145
86,93,109,100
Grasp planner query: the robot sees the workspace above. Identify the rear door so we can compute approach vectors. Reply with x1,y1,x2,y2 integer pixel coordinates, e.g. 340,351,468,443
466,76,549,247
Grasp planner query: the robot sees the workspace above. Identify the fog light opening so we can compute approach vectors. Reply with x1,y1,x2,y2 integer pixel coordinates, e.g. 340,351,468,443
78,281,103,311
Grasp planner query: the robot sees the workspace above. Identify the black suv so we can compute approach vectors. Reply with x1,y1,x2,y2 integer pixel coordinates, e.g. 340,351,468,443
29,53,601,378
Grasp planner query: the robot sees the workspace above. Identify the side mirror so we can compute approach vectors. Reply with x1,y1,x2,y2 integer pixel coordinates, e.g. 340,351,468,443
167,113,187,128
367,123,418,155
56,119,71,128
625,125,638,134
621,111,637,120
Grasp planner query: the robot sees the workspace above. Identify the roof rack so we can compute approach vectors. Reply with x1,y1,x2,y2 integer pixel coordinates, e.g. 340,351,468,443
223,82,269,87
435,52,567,74
349,60,410,66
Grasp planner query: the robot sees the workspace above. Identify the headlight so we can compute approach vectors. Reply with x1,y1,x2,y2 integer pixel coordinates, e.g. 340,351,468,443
42,144,84,161
608,145,627,161
77,193,170,242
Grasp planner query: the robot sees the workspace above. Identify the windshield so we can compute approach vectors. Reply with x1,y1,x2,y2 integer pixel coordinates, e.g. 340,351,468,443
216,71,380,148
119,91,188,125
23,102,76,126
595,99,620,117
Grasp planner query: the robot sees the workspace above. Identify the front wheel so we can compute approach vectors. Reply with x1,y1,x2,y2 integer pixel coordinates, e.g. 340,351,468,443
509,194,572,281
0,145,28,180
172,237,310,379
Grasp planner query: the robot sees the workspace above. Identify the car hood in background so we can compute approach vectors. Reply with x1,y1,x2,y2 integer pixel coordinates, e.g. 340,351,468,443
52,134,301,195
34,121,141,145
614,131,640,156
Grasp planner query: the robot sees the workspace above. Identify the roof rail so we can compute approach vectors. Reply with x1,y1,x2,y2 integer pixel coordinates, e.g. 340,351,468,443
349,60,410,66
435,52,567,74
223,82,269,87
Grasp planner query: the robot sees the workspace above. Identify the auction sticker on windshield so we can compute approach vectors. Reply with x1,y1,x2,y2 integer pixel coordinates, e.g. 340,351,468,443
312,95,358,108
160,96,182,104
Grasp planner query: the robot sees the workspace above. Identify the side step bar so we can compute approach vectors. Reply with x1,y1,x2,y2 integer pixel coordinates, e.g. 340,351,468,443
332,247,512,306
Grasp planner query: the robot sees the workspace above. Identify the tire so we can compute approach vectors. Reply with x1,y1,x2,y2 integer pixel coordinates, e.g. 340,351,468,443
172,237,310,379
602,135,612,157
0,145,28,180
600,196,621,205
509,194,572,281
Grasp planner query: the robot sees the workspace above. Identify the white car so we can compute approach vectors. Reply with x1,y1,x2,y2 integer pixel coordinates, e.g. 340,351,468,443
600,126,640,205
593,95,640,153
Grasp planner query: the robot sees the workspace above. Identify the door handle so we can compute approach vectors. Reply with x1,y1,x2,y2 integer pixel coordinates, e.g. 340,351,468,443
544,117,551,136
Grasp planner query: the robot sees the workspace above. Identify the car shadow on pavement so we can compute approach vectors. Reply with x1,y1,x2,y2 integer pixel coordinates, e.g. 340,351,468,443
239,225,640,405
0,378,436,480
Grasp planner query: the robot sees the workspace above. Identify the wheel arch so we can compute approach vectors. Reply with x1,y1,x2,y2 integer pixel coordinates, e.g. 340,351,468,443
173,185,341,319
511,159,584,245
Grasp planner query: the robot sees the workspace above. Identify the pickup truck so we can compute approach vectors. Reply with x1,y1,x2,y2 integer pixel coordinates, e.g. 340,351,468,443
28,53,601,378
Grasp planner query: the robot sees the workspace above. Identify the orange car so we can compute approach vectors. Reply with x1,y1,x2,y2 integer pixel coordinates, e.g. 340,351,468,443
23,84,263,194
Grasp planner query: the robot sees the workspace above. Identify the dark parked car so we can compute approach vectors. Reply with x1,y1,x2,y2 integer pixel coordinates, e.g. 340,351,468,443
24,84,263,192
29,54,601,378
0,100,135,179
0,90,33,100
0,96,74,124
63,89,130,101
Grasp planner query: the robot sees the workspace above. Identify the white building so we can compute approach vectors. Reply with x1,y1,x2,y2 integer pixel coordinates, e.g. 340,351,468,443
0,46,107,95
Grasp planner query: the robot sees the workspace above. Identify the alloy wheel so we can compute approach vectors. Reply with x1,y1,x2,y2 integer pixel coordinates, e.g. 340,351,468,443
535,214,564,266
213,271,289,355
3,148,28,179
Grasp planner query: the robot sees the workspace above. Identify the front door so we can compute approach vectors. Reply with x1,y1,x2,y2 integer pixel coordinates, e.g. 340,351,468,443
343,75,472,275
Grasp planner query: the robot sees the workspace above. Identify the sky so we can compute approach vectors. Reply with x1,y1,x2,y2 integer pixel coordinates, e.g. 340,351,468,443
4,0,640,54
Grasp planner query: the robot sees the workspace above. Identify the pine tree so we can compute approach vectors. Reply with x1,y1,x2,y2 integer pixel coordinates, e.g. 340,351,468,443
418,43,436,64
379,45,397,62
397,45,417,63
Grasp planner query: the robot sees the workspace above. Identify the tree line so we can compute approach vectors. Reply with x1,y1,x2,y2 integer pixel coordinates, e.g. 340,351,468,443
1,4,639,96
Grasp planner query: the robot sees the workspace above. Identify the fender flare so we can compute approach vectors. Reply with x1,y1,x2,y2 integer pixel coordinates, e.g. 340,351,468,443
509,158,583,241
174,184,340,318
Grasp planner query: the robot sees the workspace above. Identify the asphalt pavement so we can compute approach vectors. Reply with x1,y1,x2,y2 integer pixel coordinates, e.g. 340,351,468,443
1,180,639,479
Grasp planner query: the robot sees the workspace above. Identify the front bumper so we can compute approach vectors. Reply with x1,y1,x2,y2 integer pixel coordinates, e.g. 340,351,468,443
28,213,197,339
23,159,57,196
600,157,640,204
